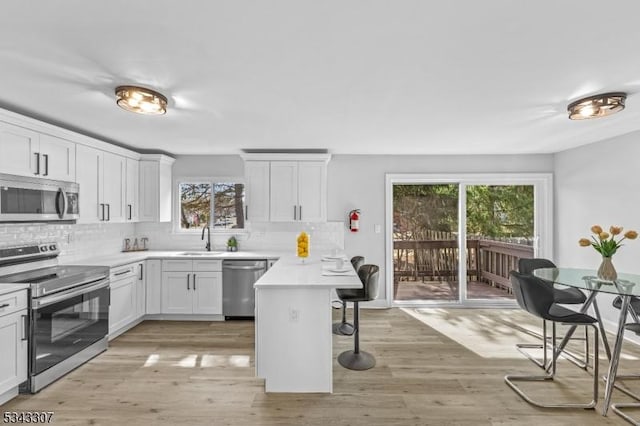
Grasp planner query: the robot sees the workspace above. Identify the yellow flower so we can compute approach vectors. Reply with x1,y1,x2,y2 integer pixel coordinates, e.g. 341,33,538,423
578,238,591,247
591,225,603,234
599,232,610,240
625,230,638,240
610,226,623,235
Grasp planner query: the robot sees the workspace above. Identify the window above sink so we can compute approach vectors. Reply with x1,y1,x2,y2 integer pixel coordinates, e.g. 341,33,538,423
175,179,246,234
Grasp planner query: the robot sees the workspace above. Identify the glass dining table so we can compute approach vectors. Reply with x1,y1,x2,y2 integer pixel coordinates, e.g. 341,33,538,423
534,267,640,417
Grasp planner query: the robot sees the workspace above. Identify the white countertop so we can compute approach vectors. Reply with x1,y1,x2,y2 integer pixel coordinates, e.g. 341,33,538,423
254,255,362,289
0,283,30,296
64,250,285,268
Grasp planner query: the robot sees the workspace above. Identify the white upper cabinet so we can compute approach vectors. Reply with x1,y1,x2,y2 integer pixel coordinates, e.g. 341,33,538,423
0,122,75,181
270,162,299,222
270,160,327,222
76,145,127,223
244,161,270,223
102,152,126,223
243,154,330,223
139,154,174,222
297,161,326,222
38,134,76,181
76,144,102,223
126,158,139,222
0,122,39,177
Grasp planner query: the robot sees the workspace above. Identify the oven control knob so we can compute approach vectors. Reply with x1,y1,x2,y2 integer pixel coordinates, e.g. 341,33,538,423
40,246,48,252
49,244,57,251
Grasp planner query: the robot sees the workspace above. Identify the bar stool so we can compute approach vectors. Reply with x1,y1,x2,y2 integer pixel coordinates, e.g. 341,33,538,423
336,264,379,371
505,271,599,409
517,258,589,369
332,256,364,336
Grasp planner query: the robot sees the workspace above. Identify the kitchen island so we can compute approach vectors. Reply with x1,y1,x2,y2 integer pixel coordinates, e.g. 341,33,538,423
254,255,362,393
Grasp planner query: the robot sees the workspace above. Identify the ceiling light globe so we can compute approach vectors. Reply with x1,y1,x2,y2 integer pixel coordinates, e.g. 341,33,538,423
115,85,167,115
568,92,626,120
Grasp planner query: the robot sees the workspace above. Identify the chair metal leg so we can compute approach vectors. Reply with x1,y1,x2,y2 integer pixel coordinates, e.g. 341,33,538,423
332,301,355,336
608,373,640,425
505,323,599,409
338,301,376,371
547,289,608,372
516,319,589,370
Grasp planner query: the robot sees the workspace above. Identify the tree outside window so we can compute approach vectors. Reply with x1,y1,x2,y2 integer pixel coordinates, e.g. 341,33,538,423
179,182,245,231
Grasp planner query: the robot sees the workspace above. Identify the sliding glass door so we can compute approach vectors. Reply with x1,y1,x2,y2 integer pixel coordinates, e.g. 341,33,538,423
386,174,552,307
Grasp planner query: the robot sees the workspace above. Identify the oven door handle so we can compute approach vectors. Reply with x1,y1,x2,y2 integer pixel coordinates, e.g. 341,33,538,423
32,279,110,309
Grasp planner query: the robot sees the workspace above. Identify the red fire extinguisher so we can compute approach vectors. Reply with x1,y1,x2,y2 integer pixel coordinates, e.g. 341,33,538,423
349,209,360,233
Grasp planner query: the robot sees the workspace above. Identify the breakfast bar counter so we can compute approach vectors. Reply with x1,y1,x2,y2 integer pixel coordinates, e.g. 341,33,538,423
254,254,362,393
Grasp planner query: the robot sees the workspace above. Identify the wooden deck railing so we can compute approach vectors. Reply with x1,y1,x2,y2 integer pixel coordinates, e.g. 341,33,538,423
393,239,534,291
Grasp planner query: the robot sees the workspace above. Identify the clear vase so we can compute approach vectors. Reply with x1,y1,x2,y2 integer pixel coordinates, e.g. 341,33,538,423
597,256,617,281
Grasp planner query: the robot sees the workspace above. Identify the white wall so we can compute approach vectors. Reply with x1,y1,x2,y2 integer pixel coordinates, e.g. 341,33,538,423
555,129,640,338
0,153,554,307
327,154,554,305
155,154,554,306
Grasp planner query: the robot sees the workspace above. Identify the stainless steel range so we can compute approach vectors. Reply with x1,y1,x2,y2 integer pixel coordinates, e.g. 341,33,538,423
0,243,109,393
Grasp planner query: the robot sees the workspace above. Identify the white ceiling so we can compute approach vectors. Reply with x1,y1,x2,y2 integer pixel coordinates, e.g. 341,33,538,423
1,1,640,156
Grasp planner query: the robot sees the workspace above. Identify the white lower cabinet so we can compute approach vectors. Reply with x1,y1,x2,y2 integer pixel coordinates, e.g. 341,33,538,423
109,274,137,336
145,260,162,314
0,290,28,406
109,262,146,338
135,261,146,318
161,260,222,315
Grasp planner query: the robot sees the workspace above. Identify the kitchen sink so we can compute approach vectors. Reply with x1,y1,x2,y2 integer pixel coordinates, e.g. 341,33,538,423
177,251,222,256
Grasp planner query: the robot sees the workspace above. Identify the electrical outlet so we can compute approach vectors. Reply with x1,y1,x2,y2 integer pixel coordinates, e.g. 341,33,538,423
374,224,381,234
289,308,300,323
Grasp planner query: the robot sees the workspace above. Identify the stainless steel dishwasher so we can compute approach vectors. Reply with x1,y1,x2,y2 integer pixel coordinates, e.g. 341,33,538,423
222,259,267,318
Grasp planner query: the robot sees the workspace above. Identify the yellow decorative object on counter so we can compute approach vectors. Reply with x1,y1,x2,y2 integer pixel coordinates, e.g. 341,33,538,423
297,231,310,261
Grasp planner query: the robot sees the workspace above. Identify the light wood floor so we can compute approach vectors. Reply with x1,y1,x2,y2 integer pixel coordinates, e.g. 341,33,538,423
2,308,637,425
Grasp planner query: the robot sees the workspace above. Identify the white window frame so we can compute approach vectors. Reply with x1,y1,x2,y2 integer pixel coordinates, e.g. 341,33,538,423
173,176,247,234
385,172,553,308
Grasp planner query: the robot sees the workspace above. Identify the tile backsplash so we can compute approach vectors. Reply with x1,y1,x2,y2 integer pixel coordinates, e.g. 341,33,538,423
0,221,345,261
0,223,136,262
136,221,345,254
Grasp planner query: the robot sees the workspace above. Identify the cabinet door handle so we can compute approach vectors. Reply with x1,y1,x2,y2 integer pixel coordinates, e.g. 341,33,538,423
193,274,196,290
245,205,248,221
22,314,28,341
187,274,190,290
139,264,144,280
299,205,302,221
43,154,49,176
100,203,105,221
128,204,132,220
0,303,9,309
114,269,130,277
293,205,297,220
34,152,40,175
106,204,111,221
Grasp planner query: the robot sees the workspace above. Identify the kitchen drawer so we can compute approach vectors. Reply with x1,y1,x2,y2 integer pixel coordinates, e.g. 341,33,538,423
193,260,222,272
162,259,193,272
111,264,137,281
0,290,28,317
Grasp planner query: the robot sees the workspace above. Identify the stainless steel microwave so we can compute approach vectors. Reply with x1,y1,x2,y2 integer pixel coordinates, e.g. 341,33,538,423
0,173,79,222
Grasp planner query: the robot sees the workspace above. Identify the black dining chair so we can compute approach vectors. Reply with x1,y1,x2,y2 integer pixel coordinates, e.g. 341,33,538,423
505,271,599,409
517,258,589,369
612,296,640,325
607,300,640,424
332,256,365,336
336,264,379,371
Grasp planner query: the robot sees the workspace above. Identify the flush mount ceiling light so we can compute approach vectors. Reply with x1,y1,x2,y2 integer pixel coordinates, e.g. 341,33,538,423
567,92,626,120
115,85,167,115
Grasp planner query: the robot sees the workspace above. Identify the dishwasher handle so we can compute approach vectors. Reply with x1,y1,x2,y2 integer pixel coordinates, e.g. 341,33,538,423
223,265,266,271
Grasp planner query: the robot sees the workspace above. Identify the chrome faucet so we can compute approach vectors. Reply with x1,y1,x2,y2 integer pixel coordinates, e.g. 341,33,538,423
201,225,211,251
